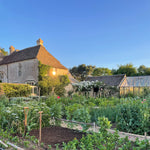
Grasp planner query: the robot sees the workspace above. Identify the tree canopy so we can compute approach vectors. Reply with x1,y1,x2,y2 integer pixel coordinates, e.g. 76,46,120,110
0,48,8,56
114,64,137,76
70,63,150,81
69,64,95,81
92,68,112,76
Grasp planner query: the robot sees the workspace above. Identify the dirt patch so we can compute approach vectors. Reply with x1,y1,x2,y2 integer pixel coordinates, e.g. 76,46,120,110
29,126,86,148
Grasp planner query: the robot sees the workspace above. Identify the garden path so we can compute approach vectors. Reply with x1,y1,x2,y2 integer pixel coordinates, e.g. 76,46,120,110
60,121,150,142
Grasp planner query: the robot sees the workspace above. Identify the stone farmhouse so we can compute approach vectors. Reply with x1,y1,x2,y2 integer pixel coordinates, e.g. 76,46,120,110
0,39,74,85
86,74,150,95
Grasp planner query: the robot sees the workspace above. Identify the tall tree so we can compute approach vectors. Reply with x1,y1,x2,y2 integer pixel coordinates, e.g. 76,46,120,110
111,69,117,75
137,65,146,75
145,68,150,75
92,68,112,76
116,64,137,76
86,65,96,75
70,64,95,81
0,47,8,56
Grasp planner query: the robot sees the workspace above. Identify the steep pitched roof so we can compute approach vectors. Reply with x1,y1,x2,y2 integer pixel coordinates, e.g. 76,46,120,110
0,45,40,65
0,45,67,70
85,74,125,87
36,45,67,70
121,76,150,87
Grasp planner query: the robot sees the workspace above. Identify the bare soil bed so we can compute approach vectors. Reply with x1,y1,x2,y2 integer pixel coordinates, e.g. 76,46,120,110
29,126,86,149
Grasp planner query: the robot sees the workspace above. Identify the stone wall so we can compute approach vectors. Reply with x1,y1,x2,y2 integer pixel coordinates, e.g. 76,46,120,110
0,59,39,84
0,65,7,82
0,58,70,84
49,68,69,76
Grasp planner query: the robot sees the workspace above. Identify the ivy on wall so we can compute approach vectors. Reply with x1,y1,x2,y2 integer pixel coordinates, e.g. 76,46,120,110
38,61,51,81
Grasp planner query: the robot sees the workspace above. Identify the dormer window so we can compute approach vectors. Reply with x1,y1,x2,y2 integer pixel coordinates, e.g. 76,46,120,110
18,63,22,77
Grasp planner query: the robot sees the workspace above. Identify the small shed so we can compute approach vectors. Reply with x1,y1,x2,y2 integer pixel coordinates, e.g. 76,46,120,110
85,74,126,97
86,74,126,87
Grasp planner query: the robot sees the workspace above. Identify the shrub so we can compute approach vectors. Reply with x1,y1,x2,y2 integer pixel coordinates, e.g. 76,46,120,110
65,103,83,120
54,85,66,97
142,87,150,97
59,75,70,86
44,96,57,107
116,100,149,135
90,106,117,123
1,83,31,97
68,90,74,97
38,80,52,96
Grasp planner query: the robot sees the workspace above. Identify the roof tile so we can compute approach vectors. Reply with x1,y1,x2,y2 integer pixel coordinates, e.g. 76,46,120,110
85,74,125,86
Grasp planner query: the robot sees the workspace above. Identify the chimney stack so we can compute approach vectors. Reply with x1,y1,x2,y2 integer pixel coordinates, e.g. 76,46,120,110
9,46,15,54
36,38,43,46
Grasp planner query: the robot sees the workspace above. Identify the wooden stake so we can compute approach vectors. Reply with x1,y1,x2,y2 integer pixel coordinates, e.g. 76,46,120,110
145,132,147,140
93,122,96,132
24,107,29,136
39,88,40,96
38,111,43,145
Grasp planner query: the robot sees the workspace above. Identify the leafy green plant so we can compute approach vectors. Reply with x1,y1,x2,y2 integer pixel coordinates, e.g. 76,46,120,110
54,85,66,97
38,61,51,81
61,130,150,150
48,145,52,150
116,99,149,135
2,83,31,97
0,97,50,134
97,116,111,133
50,103,62,125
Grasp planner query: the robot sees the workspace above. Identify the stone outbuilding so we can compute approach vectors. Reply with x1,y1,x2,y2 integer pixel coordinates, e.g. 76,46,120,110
86,74,150,96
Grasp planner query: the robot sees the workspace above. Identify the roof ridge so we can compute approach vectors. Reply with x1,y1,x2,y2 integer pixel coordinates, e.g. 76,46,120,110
17,45,41,52
0,44,68,70
0,45,40,65
87,74,125,78
127,75,150,78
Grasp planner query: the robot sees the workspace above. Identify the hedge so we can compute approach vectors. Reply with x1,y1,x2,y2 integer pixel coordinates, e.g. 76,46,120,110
0,83,32,97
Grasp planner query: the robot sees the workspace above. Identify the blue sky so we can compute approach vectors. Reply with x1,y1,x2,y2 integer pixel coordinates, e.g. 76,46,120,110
0,0,150,69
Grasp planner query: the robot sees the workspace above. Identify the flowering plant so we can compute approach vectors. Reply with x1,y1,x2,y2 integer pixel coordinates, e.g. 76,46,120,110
72,80,104,92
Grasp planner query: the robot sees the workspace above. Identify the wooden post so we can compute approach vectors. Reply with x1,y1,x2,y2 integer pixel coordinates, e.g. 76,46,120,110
38,111,43,145
39,87,40,96
144,132,147,140
93,122,96,132
138,87,140,96
24,107,29,136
